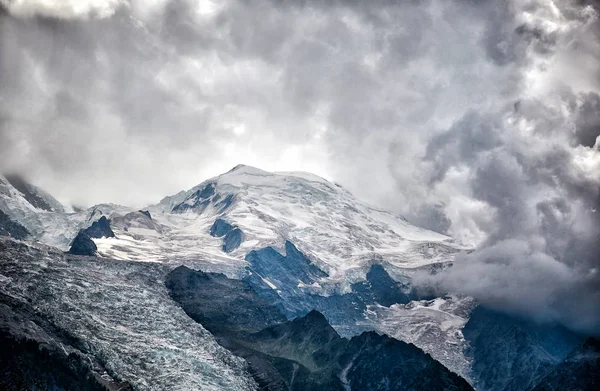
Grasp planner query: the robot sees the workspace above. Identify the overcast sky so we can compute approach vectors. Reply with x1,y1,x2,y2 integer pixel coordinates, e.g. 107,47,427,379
1,0,599,334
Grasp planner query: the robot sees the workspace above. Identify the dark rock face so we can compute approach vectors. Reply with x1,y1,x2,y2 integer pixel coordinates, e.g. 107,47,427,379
0,292,132,391
244,242,411,334
172,181,236,215
68,231,97,256
165,265,286,335
210,218,234,237
531,337,600,391
344,331,471,391
83,216,115,239
0,210,29,240
215,193,235,212
208,218,244,252
351,264,410,307
463,306,583,391
244,241,336,319
138,210,152,219
172,182,216,213
4,174,54,211
223,227,244,252
166,266,473,391
197,182,216,199
246,241,328,291
68,216,114,255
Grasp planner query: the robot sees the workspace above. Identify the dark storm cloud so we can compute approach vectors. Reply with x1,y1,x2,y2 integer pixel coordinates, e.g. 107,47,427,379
424,111,503,185
415,95,600,333
1,0,599,333
575,92,600,147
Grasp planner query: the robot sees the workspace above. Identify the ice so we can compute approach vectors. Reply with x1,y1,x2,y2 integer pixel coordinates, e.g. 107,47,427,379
0,166,467,283
261,277,278,290
146,165,468,282
360,296,477,382
0,239,257,391
0,166,476,385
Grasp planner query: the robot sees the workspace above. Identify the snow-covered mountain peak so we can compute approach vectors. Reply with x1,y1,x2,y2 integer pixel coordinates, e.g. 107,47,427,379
0,167,476,383
157,164,339,211
217,164,336,189
1,166,467,281
138,165,466,280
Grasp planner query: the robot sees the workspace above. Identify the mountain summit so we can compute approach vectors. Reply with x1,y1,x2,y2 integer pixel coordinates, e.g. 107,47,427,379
144,164,464,275
0,165,589,391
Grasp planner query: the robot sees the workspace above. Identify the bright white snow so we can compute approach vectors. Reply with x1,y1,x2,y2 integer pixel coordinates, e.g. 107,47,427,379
0,166,475,384
2,166,467,281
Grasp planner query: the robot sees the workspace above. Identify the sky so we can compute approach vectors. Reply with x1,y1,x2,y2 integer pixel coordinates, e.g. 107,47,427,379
0,0,599,334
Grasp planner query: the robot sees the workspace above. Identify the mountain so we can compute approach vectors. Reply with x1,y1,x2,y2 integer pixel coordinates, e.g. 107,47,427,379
3,174,65,213
166,265,473,391
462,307,583,391
153,164,465,269
0,165,474,376
0,209,29,240
2,165,464,272
0,238,258,391
530,337,600,391
0,173,81,247
0,165,594,391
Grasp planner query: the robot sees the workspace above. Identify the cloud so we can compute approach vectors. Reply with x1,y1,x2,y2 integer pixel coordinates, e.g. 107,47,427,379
416,238,600,332
0,0,126,19
0,0,599,333
575,92,600,147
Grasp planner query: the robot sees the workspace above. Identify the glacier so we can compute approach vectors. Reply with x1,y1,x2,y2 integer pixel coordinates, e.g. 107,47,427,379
0,239,257,391
0,166,477,382
0,166,587,390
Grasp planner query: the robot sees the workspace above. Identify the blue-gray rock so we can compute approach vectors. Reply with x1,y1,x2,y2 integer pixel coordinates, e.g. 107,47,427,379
222,227,244,253
351,264,411,307
531,337,600,391
165,265,286,334
172,182,216,213
83,216,115,239
210,218,234,237
68,231,97,256
463,306,583,391
244,242,412,334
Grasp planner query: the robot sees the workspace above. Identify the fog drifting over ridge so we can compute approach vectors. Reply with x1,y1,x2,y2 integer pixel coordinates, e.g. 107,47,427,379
0,0,599,334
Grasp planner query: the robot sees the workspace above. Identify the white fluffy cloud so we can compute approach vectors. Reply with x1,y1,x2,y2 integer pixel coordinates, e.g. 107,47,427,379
0,0,126,19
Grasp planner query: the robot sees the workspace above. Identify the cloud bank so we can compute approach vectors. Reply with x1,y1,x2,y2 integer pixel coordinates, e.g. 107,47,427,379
1,0,126,19
0,0,599,333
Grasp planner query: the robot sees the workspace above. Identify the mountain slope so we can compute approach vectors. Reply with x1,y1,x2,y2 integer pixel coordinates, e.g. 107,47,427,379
2,165,594,391
0,290,132,391
0,173,82,247
0,238,258,391
0,209,29,240
2,165,465,278
462,307,582,391
166,265,474,391
0,166,474,379
153,165,465,276
530,337,600,391
4,174,65,212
